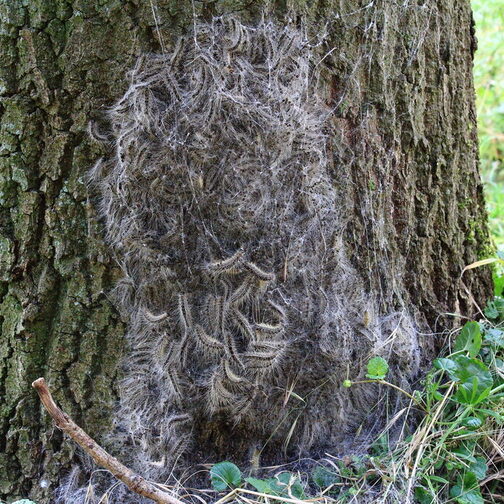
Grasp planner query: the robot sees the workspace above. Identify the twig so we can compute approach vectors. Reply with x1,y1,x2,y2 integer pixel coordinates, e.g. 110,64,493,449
32,378,184,504
480,469,504,486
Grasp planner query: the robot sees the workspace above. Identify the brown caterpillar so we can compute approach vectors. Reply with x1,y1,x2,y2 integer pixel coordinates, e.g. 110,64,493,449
207,370,236,411
158,339,176,368
223,359,247,385
248,341,284,353
87,121,111,143
194,324,224,351
243,351,279,368
165,413,191,434
223,328,244,368
244,261,275,281
267,300,287,321
204,294,221,334
177,294,193,332
143,308,169,323
231,396,252,423
206,249,245,275
255,322,284,334
166,369,184,407
229,277,254,306
207,294,227,334
231,308,256,340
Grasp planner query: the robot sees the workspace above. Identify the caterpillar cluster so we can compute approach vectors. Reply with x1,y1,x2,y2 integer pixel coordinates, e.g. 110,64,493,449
80,14,423,503
87,16,333,481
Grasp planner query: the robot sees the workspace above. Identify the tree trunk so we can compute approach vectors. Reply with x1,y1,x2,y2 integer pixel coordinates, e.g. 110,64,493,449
0,1,492,502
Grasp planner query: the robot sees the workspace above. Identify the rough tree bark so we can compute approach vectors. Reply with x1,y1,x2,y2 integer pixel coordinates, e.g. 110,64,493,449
0,0,493,502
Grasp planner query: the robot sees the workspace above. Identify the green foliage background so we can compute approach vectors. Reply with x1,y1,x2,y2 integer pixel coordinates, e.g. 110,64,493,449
473,0,504,251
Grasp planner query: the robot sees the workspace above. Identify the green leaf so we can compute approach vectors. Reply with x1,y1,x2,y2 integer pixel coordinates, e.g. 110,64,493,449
245,477,273,494
461,417,483,428
434,358,459,377
311,466,340,488
476,408,504,422
273,472,305,499
246,474,305,499
366,357,389,379
468,458,487,481
450,356,493,405
454,322,482,358
496,358,504,373
450,485,484,504
483,328,504,348
493,273,504,297
210,462,242,491
414,487,434,504
484,297,504,320
450,472,484,504
427,475,450,484
452,445,477,464
370,432,389,456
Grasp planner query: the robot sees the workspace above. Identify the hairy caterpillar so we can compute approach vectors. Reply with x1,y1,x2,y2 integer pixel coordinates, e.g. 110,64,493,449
229,277,254,306
177,294,193,333
223,328,244,368
243,351,279,367
244,261,275,281
165,413,191,433
267,300,287,321
223,359,247,385
206,249,245,275
166,369,184,407
207,370,236,411
230,308,256,341
143,309,169,323
248,340,284,353
255,322,284,334
194,324,224,352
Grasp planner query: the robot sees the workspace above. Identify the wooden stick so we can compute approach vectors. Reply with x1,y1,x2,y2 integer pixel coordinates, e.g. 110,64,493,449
32,377,185,504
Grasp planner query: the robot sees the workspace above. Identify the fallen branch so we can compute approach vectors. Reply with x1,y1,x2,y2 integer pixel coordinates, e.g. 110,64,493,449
32,377,185,504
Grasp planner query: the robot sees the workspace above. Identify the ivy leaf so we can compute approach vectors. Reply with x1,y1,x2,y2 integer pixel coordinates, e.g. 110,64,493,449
210,462,242,491
454,322,482,358
366,357,389,380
